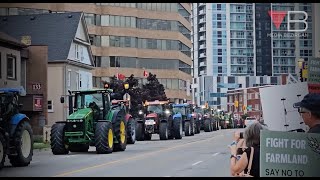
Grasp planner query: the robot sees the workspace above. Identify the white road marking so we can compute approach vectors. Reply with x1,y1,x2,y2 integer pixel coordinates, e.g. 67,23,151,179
192,161,203,166
212,152,219,156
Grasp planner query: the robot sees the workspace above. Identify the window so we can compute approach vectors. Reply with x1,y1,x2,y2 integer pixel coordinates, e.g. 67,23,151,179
218,57,222,63
80,46,84,62
75,44,79,60
255,104,259,111
217,31,222,38
218,39,222,45
79,73,82,89
217,14,221,20
218,66,222,73
217,4,221,10
67,70,71,87
7,55,16,80
217,22,221,28
48,100,53,112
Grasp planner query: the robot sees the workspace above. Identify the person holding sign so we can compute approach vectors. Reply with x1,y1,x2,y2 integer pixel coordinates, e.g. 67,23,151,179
229,123,267,177
293,93,320,133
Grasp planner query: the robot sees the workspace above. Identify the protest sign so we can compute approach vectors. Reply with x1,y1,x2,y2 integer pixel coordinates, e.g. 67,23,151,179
260,130,320,177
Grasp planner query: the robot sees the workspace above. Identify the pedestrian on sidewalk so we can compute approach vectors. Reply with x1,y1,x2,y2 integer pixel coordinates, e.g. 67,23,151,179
229,123,267,177
294,93,320,133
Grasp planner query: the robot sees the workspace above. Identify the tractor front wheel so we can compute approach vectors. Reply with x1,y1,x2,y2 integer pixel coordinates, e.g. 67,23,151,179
95,121,113,154
173,118,183,139
184,121,191,136
127,118,136,144
159,122,168,140
135,122,145,141
0,133,6,170
51,123,69,155
204,119,212,132
8,121,33,167
113,115,127,152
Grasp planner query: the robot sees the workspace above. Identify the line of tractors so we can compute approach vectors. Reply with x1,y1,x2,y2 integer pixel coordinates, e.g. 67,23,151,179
0,86,231,170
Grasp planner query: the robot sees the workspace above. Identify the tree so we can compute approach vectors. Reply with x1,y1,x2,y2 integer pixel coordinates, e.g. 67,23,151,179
143,72,167,101
104,75,125,100
103,73,168,117
125,75,146,117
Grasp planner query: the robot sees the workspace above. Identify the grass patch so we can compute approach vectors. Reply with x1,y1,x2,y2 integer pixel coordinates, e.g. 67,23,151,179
33,142,51,149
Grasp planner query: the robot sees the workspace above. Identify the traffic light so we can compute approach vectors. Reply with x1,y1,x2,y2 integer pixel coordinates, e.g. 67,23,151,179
299,69,303,82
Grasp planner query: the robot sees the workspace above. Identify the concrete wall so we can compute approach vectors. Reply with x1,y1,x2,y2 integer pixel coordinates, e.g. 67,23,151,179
25,45,48,135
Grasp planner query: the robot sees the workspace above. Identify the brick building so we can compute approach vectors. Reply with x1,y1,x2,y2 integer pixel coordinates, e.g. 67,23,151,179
227,85,274,121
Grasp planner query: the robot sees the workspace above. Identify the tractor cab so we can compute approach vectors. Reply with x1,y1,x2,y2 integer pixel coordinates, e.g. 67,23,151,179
60,89,113,121
143,100,172,117
111,100,129,114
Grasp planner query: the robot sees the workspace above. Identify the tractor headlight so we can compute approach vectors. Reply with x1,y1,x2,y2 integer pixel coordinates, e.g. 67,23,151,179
139,110,143,115
165,109,170,114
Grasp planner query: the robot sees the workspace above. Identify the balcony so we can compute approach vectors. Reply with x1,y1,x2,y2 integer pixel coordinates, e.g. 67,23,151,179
200,70,207,75
200,62,207,67
199,18,206,24
199,10,205,15
199,35,206,41
199,53,206,58
199,27,206,32
199,44,206,49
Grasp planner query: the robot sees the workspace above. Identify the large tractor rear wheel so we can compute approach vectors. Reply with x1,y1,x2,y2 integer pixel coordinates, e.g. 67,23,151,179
127,118,136,144
69,144,89,152
113,111,127,152
184,121,191,136
0,133,6,170
204,119,212,132
51,123,69,155
8,121,33,167
136,122,145,141
173,118,183,139
159,122,169,140
95,121,113,154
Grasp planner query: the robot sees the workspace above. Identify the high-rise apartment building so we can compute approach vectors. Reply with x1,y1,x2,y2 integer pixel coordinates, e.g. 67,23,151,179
192,3,313,109
0,3,193,103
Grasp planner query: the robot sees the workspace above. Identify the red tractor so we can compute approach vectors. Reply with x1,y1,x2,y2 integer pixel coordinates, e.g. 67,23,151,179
111,100,135,144
135,100,182,141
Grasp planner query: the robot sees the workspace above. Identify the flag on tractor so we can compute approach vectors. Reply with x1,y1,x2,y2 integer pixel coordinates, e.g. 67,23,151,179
143,70,148,77
117,73,126,81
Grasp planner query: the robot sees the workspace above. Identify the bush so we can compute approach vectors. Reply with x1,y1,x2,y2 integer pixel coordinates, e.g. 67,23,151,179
33,135,44,143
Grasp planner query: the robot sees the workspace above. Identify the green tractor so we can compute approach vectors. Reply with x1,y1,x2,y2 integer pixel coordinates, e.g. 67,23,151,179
50,89,127,155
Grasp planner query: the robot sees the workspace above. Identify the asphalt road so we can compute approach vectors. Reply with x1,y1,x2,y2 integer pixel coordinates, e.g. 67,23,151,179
0,128,239,177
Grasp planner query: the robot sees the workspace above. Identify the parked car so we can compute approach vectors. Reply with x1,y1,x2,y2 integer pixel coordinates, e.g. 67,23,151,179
244,117,258,127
